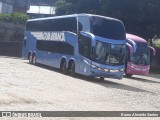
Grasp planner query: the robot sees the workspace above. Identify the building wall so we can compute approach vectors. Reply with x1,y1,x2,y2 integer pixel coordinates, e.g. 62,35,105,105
0,2,2,13
0,0,30,13
0,0,13,4
0,1,13,14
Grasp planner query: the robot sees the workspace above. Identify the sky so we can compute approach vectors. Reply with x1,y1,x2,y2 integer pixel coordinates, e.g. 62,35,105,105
27,5,55,14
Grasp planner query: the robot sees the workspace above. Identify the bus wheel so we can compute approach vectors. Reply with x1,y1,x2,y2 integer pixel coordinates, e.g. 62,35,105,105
62,61,67,75
32,55,37,65
100,77,104,81
71,62,76,77
29,54,33,64
125,73,133,77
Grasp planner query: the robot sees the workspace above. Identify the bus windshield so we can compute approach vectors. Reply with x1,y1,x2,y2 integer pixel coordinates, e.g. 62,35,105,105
94,41,126,65
131,42,150,65
91,16,125,40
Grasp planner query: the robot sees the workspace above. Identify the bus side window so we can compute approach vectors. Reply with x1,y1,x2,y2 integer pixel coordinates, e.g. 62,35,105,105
37,41,74,55
53,42,74,55
48,18,77,33
26,21,43,31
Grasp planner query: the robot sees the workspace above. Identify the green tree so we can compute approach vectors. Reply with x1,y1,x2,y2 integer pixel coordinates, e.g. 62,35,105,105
55,0,73,15
55,0,160,40
55,0,101,15
31,0,57,5
100,0,160,40
76,0,100,14
0,13,28,25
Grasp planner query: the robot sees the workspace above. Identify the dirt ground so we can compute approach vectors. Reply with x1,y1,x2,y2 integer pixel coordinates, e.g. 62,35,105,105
0,56,160,120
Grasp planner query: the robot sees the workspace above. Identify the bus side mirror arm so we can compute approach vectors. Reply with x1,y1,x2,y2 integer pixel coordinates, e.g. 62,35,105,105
127,39,137,53
148,46,156,56
126,43,134,55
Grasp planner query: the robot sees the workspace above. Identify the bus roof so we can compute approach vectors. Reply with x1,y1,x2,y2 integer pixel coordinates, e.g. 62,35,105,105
126,33,147,43
27,14,122,23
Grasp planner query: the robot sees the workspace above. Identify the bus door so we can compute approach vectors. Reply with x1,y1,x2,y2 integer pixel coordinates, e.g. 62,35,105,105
78,33,92,74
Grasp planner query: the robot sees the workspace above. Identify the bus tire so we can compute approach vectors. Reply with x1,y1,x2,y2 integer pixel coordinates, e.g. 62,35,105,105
100,77,104,81
32,55,37,65
71,62,76,77
29,53,33,64
62,61,68,75
125,73,133,77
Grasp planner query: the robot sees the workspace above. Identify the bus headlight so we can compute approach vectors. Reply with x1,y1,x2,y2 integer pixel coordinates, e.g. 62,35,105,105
110,70,119,72
84,60,114,73
104,69,109,72
84,60,98,69
98,68,103,71
84,59,90,65
119,69,124,72
91,65,97,68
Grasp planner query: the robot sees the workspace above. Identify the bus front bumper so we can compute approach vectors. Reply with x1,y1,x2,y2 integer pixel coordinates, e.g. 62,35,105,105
89,69,124,80
126,63,150,76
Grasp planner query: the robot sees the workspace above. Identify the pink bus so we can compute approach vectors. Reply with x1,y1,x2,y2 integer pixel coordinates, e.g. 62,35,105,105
125,34,156,77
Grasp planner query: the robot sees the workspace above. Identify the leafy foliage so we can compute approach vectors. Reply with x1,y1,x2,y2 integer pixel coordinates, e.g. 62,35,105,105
0,14,13,23
55,0,73,15
152,37,160,49
55,0,160,40
31,0,57,4
0,13,28,25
